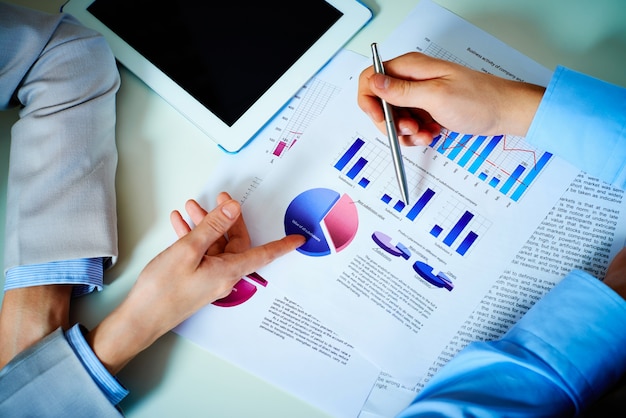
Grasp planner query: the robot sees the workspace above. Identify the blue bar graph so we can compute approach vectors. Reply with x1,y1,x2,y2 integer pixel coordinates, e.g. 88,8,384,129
457,232,478,255
381,194,392,204
335,138,364,170
436,131,459,154
393,201,406,212
334,138,376,190
347,157,367,179
432,131,553,202
457,135,487,167
510,152,553,201
443,211,474,246
406,188,436,221
429,134,443,149
499,164,526,195
468,135,502,174
430,225,443,237
446,134,474,161
431,210,479,256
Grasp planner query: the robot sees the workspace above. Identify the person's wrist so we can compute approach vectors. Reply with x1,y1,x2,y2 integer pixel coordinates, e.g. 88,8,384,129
86,276,180,375
0,285,72,368
86,296,163,375
499,80,545,136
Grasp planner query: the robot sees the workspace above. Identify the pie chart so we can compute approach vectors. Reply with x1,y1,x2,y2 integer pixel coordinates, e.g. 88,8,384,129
284,188,358,256
412,261,454,291
212,272,268,307
372,231,411,259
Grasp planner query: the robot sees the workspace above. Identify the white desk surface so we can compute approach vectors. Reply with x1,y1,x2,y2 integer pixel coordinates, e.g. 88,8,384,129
1,0,625,416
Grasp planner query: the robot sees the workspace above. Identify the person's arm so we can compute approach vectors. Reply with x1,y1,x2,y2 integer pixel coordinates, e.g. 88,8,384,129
526,66,626,188
397,261,626,417
86,193,304,375
0,2,119,369
0,327,123,417
1,2,120,272
357,52,545,147
0,194,303,414
357,52,626,188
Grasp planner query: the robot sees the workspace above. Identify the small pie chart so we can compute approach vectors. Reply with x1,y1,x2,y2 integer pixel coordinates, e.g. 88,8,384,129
284,188,358,256
413,261,454,291
372,231,411,259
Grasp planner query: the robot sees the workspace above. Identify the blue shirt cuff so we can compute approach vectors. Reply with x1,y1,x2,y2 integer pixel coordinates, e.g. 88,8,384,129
526,66,626,188
65,324,129,405
4,257,106,296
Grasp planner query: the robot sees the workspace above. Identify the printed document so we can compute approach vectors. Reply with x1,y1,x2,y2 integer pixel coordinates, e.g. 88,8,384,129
240,0,573,383
174,1,626,416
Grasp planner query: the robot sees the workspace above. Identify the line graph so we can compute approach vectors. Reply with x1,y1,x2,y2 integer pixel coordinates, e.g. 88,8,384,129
430,129,552,201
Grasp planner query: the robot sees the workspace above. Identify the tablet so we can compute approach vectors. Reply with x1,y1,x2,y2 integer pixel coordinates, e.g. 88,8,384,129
62,0,372,152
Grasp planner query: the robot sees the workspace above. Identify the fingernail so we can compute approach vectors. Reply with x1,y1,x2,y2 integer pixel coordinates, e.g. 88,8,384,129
374,74,390,90
399,126,414,135
221,201,239,219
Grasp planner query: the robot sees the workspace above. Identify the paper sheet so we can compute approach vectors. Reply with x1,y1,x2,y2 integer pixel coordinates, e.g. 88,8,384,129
359,171,626,417
175,0,626,415
174,49,380,418
239,0,577,383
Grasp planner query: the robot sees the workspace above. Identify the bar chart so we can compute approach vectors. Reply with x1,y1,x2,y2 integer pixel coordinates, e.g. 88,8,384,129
333,136,388,189
381,187,436,221
267,77,340,160
333,135,491,257
380,185,488,256
430,130,552,202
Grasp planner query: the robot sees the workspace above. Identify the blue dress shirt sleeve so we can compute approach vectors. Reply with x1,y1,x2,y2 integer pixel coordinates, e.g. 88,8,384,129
526,66,626,188
0,328,123,417
3,257,107,297
397,271,626,417
2,257,129,407
65,324,129,405
397,67,626,415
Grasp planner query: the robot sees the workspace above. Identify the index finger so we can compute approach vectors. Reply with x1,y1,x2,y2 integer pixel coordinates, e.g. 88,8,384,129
217,234,306,278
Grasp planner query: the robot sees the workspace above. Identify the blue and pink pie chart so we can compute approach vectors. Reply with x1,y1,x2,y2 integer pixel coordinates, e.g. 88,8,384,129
284,188,359,256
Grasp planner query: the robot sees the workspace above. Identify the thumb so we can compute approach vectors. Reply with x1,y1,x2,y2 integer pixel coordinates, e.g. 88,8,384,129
369,73,428,109
183,199,241,258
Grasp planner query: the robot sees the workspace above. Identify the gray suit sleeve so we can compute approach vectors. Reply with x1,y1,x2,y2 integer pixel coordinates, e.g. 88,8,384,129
0,2,120,271
0,328,123,417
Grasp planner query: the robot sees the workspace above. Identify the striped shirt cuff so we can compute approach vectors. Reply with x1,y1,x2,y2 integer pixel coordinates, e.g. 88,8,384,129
4,258,105,296
65,324,129,405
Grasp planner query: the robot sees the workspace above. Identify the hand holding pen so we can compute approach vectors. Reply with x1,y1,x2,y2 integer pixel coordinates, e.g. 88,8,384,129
357,51,545,146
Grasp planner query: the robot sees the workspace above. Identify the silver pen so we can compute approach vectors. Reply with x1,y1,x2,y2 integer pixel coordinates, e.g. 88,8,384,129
371,42,410,204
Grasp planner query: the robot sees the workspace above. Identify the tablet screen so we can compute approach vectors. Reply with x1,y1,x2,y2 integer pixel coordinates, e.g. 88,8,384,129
87,0,343,127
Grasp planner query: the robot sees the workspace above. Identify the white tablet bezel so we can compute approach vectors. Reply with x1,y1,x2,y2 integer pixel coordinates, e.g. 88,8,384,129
61,0,372,153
